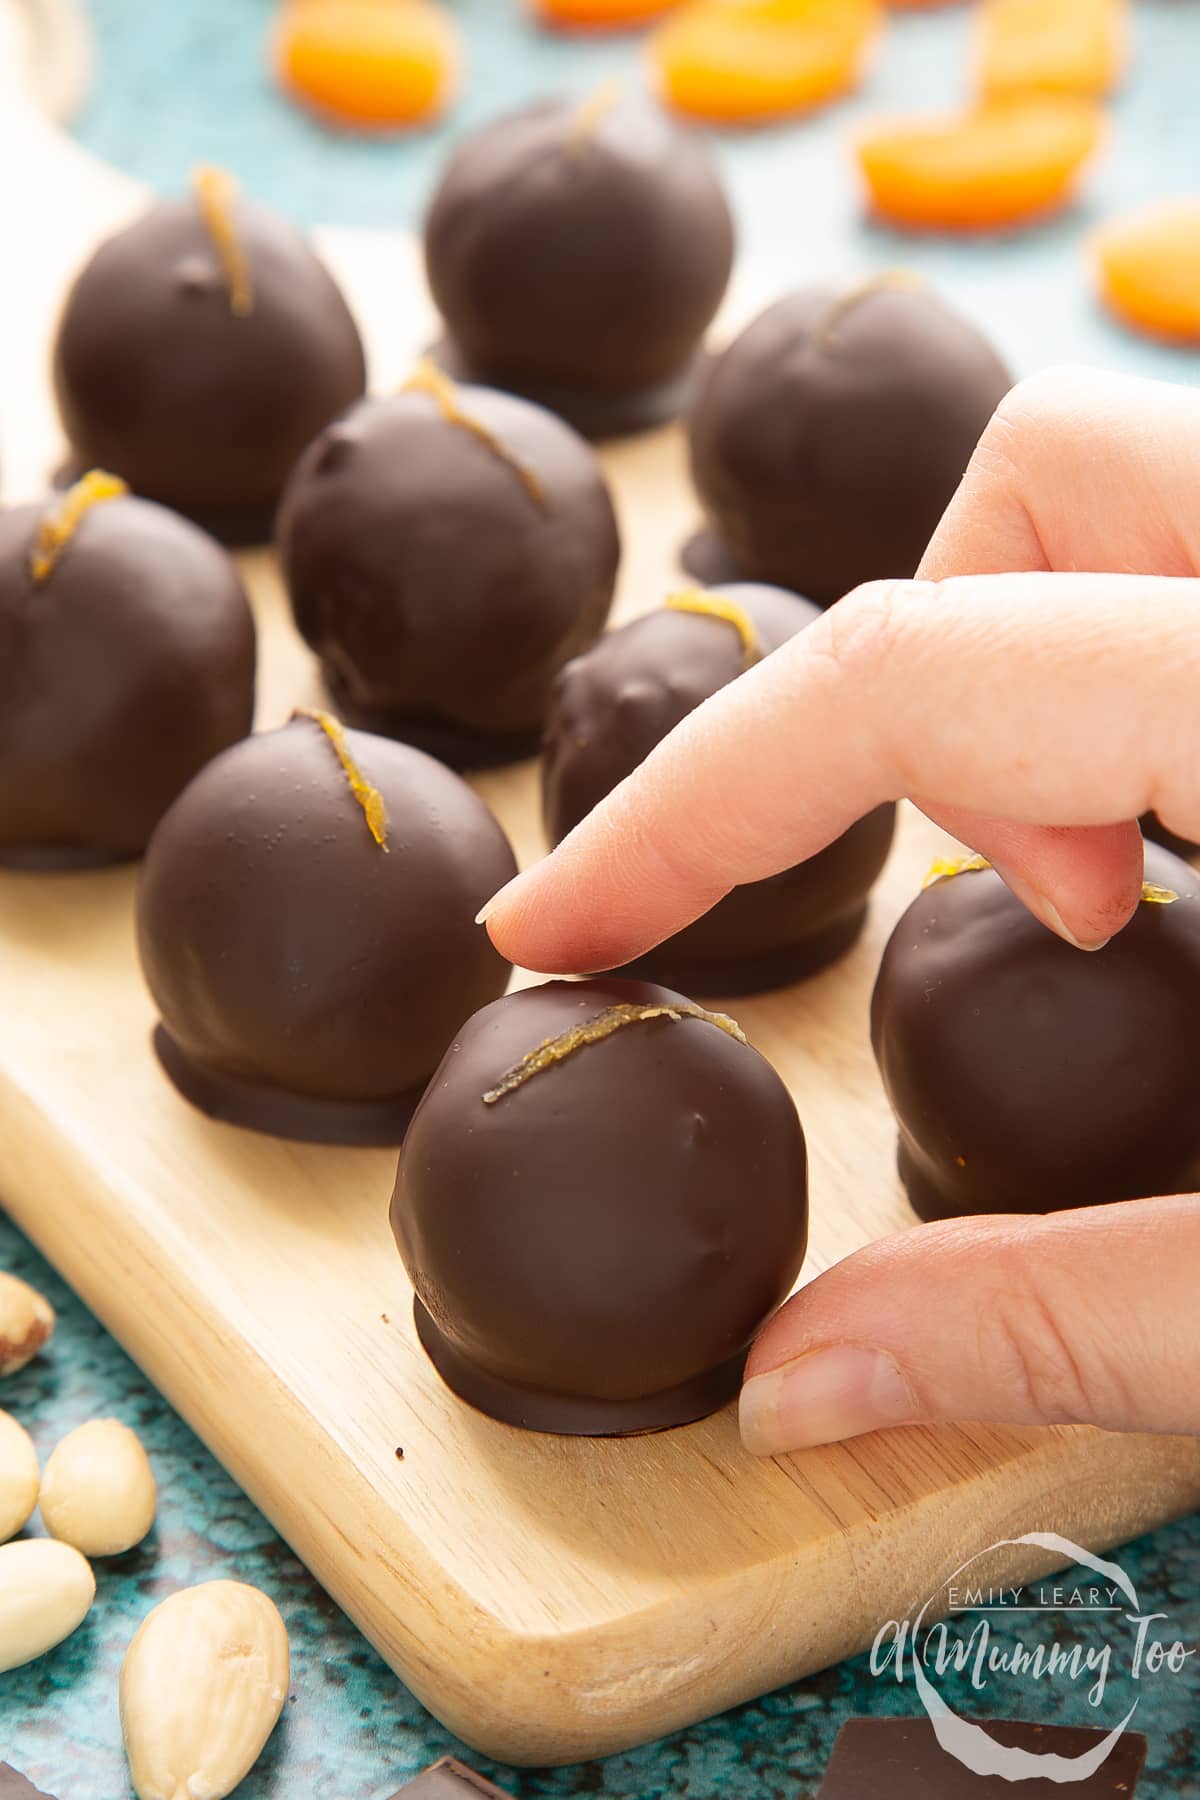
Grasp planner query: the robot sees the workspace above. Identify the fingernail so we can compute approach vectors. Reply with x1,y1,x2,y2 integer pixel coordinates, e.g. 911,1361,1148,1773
739,1346,917,1455
475,872,525,927
991,865,1110,953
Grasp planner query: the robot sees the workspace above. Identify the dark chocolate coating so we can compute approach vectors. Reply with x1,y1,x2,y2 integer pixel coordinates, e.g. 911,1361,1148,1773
136,718,517,1144
0,495,255,866
541,584,895,994
1141,810,1198,858
687,284,1012,605
391,977,809,1434
53,193,366,544
277,386,620,769
424,96,733,436
871,845,1200,1220
817,1718,1147,1799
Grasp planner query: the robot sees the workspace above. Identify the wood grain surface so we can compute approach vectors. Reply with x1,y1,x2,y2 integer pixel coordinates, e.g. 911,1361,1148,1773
2,74,1199,1767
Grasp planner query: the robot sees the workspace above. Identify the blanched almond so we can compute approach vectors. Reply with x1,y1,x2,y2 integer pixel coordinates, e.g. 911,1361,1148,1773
40,1419,156,1557
0,1537,95,1671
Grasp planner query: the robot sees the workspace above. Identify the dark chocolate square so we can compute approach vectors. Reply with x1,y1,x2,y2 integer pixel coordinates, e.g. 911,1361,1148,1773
0,1767,58,1800
817,1717,1147,1797
389,1756,512,1799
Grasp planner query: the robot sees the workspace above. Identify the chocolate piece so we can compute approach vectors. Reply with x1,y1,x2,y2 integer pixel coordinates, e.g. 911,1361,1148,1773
0,480,255,867
53,168,366,545
277,367,620,769
818,1717,1147,1797
424,93,734,438
686,280,1012,605
0,1767,59,1800
542,583,895,993
1141,810,1198,857
136,714,517,1144
391,977,808,1434
871,845,1200,1220
390,1758,511,1799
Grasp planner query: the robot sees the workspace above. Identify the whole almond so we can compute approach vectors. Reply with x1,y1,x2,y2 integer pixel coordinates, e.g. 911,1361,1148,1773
120,1580,290,1800
39,1418,156,1557
0,1537,95,1672
0,1408,39,1543
0,1272,55,1376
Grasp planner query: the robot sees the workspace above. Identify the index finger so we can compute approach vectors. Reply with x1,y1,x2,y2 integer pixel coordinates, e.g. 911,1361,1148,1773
483,571,1200,972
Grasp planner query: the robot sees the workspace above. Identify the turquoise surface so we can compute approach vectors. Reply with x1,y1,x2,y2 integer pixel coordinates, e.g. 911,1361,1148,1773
5,2,1200,1796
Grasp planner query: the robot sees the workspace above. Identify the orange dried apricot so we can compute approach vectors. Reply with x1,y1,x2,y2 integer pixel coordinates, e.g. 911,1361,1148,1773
651,0,881,125
534,0,683,29
1093,201,1200,344
857,96,1104,231
979,0,1126,100
275,0,460,131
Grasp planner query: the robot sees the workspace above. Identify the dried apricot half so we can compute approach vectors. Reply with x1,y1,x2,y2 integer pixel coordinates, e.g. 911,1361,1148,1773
652,0,881,124
857,96,1104,230
535,0,683,28
275,0,460,131
1094,201,1200,344
979,0,1126,101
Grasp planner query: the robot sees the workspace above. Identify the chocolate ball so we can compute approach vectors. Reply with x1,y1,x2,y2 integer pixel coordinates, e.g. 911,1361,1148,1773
686,280,1012,605
871,847,1200,1221
542,583,896,993
424,93,734,437
0,478,255,868
136,714,518,1145
277,369,620,769
53,170,367,544
391,978,809,1433
1141,812,1198,858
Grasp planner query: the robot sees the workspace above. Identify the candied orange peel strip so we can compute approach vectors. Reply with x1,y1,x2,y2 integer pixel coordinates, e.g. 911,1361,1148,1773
569,79,623,146
483,1001,748,1103
402,359,544,505
922,854,992,889
817,268,925,342
664,588,761,667
296,709,389,851
30,470,128,584
857,96,1104,231
192,164,255,316
1141,882,1179,906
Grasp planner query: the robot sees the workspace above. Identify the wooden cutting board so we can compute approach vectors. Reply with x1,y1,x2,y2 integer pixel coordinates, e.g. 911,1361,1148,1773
2,78,1200,1769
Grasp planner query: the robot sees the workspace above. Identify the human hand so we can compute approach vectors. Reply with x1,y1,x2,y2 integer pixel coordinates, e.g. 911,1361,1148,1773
481,366,1200,1453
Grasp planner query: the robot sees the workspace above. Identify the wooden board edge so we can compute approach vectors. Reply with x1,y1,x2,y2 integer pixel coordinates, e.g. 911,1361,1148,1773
5,1036,1200,1764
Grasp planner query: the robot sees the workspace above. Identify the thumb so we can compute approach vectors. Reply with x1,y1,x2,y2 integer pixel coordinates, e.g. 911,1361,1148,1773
739,1195,1200,1454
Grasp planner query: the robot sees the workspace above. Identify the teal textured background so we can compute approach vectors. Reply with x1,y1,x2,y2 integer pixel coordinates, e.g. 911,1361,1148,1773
4,0,1200,1795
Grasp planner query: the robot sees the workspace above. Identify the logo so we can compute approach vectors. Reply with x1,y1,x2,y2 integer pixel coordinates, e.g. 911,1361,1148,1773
870,1532,1195,1784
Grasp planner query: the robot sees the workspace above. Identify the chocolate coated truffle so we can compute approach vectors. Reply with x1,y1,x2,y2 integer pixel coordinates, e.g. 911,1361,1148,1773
425,92,734,438
871,847,1200,1221
137,713,517,1144
391,978,809,1434
542,584,895,993
686,279,1012,604
278,364,620,768
0,475,255,868
1141,811,1198,858
53,168,367,544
